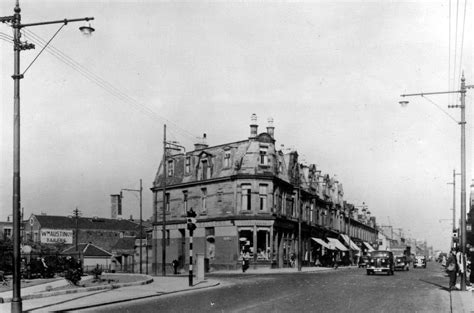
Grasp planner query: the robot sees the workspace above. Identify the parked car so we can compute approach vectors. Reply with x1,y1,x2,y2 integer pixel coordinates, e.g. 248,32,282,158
359,255,369,268
413,256,427,268
366,250,394,276
394,255,409,271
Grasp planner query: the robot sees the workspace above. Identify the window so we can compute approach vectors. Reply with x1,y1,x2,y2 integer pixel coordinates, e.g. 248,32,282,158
166,193,170,212
201,188,207,213
224,151,231,168
259,147,268,165
183,191,188,215
4,228,12,238
310,203,314,223
200,159,209,180
259,184,267,211
206,227,215,259
242,184,251,211
185,157,191,174
290,195,295,217
167,159,174,176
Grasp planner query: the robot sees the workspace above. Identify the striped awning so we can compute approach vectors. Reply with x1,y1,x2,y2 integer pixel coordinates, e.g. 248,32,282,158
327,238,349,251
363,241,375,252
340,234,361,251
311,237,333,250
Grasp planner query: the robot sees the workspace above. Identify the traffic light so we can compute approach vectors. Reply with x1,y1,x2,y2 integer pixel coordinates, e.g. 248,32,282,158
187,209,197,231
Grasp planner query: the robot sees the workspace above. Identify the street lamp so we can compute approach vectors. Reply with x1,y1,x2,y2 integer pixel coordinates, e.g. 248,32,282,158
1,2,94,311
121,179,143,274
400,73,473,291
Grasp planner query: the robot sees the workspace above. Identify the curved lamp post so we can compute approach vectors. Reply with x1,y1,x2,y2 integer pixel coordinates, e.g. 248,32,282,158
1,1,94,312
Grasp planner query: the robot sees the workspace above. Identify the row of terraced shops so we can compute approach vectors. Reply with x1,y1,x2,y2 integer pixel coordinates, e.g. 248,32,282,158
151,213,377,272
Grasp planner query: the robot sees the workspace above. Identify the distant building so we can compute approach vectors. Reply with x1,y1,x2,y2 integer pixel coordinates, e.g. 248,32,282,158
23,213,150,272
151,114,378,272
0,217,13,241
63,243,113,271
24,213,142,251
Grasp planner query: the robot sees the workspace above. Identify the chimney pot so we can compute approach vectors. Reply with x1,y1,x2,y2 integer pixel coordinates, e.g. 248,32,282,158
249,113,258,138
266,117,275,139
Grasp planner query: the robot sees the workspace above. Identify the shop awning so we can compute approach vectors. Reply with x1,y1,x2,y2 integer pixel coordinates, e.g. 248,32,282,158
340,234,361,251
327,238,349,251
363,241,375,252
311,237,333,250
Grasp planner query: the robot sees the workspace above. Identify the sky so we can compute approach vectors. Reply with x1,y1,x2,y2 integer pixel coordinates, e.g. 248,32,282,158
1,0,473,252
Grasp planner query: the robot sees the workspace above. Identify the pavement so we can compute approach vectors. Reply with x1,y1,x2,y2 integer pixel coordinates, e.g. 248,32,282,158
0,266,471,312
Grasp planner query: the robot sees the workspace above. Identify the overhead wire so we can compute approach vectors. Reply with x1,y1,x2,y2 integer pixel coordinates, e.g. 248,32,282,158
448,0,452,105
19,28,200,144
452,0,459,105
457,0,468,87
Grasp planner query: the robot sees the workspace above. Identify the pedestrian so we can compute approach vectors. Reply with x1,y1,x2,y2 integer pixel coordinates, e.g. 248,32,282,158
290,253,296,268
242,250,250,273
172,259,179,275
456,249,464,280
446,249,458,290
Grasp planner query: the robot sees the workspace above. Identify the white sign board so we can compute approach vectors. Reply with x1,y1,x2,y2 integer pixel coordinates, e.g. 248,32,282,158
40,229,73,244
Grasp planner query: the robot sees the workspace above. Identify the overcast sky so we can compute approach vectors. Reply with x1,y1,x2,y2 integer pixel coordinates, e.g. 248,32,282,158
1,0,473,251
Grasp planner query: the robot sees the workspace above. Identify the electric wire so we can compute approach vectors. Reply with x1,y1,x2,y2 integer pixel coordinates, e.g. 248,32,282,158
453,0,460,106
20,28,200,144
456,0,467,87
448,0,452,105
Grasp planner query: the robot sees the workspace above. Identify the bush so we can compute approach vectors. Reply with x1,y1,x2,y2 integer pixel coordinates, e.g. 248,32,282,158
64,268,82,285
91,266,102,280
64,257,83,286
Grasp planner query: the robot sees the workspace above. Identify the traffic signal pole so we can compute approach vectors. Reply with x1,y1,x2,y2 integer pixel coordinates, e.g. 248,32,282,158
187,208,196,286
189,229,193,286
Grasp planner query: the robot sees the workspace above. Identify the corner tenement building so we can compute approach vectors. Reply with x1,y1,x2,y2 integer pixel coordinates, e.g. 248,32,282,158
151,115,377,271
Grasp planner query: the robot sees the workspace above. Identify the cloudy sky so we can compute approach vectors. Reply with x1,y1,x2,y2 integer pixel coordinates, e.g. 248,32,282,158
1,0,472,251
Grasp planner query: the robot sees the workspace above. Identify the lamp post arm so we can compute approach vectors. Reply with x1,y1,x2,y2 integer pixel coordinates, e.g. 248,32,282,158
122,188,140,193
401,90,461,97
19,17,94,28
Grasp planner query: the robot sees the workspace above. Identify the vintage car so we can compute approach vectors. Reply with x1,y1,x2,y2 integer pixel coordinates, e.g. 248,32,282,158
358,255,369,268
394,255,409,271
413,255,427,268
366,250,394,275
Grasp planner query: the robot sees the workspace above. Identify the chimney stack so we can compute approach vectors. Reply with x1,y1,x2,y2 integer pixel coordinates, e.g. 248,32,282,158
249,113,258,138
110,194,122,219
266,117,275,139
194,133,209,150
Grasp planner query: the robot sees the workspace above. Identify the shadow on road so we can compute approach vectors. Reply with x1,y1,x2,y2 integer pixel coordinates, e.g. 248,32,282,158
419,278,450,292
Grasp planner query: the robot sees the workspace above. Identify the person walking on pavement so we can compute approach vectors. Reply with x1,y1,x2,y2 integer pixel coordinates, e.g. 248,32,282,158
242,250,250,273
456,249,464,285
446,249,458,290
172,259,179,275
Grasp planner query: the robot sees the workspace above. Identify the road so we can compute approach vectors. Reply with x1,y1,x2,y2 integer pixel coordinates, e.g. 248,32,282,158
87,262,454,313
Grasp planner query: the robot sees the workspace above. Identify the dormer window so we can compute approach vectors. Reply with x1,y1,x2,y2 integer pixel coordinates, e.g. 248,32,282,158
167,159,174,177
224,151,231,168
200,159,210,180
259,147,268,165
185,157,191,174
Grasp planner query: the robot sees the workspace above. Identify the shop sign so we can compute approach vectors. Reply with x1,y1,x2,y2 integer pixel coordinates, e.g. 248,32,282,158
40,228,73,244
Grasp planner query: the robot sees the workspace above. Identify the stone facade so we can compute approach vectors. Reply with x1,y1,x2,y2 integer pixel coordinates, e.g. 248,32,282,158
151,115,378,272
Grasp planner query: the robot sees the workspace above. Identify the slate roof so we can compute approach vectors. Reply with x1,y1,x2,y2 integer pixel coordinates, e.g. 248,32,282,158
63,243,112,257
153,132,296,188
33,214,140,231
111,237,135,251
